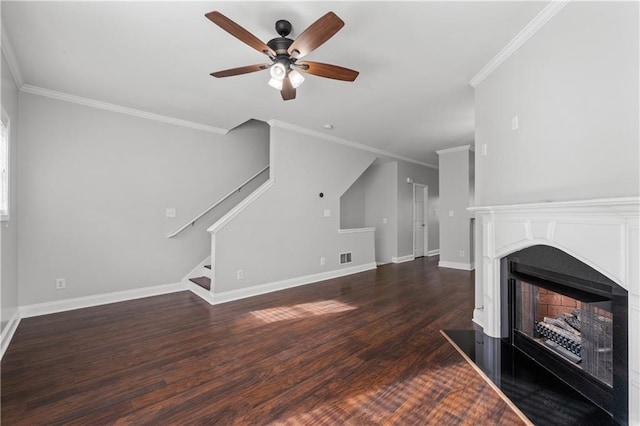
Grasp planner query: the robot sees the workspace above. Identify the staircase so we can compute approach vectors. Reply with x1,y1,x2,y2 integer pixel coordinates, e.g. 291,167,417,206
180,170,275,306
172,165,270,304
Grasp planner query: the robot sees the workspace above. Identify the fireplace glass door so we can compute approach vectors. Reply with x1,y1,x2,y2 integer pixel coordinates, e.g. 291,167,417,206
514,280,613,387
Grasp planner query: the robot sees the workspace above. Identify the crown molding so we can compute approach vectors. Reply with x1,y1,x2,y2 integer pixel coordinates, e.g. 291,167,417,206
20,84,229,135
267,119,439,170
436,144,472,155
1,22,25,89
469,0,570,88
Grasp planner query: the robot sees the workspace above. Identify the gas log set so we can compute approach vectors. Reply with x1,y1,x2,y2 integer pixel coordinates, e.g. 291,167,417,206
533,303,613,386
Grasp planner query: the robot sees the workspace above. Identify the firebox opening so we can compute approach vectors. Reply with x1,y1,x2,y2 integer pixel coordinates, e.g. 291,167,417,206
502,245,628,425
514,279,613,386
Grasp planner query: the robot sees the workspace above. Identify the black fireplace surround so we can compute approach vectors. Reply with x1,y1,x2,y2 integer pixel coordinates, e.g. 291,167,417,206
501,245,628,425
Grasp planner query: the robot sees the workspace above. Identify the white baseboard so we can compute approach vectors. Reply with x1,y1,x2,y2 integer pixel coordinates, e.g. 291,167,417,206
210,262,377,305
473,308,484,329
438,261,475,271
427,249,440,257
391,255,415,264
20,282,187,318
1,309,21,360
189,281,215,305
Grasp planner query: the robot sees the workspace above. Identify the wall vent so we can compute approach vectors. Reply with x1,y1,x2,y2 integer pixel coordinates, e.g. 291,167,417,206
339,252,352,264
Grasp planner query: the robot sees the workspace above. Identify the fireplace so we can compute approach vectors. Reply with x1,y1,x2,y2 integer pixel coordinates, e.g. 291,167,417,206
502,245,628,423
468,197,639,425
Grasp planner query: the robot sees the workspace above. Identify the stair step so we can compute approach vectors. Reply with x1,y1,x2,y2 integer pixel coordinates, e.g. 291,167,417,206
204,265,211,270
189,276,211,291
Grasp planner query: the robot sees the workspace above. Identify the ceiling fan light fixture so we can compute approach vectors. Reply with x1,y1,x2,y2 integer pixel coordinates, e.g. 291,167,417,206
269,62,287,81
288,69,305,88
268,77,284,90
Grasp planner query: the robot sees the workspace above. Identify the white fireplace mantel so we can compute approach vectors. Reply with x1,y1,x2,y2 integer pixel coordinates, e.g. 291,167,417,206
469,196,639,424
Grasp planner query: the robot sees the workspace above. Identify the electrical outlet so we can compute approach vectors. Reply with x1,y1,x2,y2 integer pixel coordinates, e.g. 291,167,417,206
382,218,388,224
320,257,326,266
459,250,465,257
511,115,519,130
236,269,244,280
165,208,176,218
55,278,66,289
324,209,331,217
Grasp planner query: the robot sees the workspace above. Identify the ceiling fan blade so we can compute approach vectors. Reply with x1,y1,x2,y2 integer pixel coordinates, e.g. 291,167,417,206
287,12,344,59
210,64,271,78
281,77,296,101
205,11,275,57
297,61,359,81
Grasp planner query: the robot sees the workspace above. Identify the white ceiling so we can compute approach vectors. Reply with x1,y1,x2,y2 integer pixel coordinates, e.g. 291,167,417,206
2,1,547,166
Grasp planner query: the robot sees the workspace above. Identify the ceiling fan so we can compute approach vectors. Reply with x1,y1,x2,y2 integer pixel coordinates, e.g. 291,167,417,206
205,11,359,101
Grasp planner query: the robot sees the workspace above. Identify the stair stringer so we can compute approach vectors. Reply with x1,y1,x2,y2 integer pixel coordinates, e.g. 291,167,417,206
182,256,214,304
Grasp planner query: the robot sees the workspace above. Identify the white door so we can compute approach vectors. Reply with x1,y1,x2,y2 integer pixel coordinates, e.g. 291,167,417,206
413,184,428,257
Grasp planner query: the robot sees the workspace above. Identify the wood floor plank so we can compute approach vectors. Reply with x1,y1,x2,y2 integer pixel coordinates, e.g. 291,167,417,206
1,257,525,424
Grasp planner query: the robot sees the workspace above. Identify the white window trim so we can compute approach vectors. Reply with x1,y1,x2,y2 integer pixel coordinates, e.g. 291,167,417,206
1,106,10,222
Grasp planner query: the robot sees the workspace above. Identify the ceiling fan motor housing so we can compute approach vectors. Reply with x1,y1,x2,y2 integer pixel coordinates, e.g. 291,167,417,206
267,36,294,57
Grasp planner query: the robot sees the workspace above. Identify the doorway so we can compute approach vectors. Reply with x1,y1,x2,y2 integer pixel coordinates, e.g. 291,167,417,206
413,184,428,258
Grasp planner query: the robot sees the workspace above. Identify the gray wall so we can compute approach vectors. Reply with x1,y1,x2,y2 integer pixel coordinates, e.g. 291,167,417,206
1,52,20,330
214,125,376,292
475,1,639,206
438,147,473,267
396,161,439,258
339,176,366,229
364,162,398,264
18,93,269,305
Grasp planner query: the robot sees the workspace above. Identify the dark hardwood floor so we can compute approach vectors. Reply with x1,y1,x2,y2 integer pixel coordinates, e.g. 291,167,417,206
1,257,524,425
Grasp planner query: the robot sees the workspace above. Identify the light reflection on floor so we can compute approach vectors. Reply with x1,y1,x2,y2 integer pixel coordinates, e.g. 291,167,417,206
249,300,357,323
273,362,497,425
